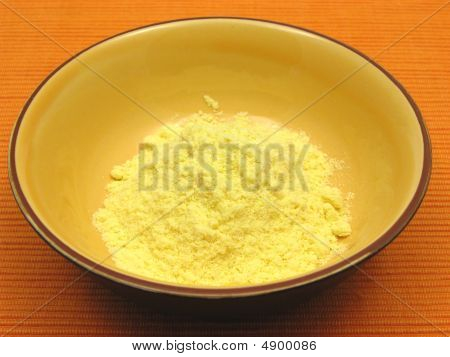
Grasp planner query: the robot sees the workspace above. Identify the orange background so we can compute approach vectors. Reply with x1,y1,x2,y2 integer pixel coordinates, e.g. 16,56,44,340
1,0,449,336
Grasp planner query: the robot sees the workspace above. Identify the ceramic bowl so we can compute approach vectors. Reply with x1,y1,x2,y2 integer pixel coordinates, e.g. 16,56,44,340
9,18,431,312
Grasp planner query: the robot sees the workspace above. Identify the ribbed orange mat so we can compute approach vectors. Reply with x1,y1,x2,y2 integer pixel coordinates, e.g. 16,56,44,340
1,0,449,337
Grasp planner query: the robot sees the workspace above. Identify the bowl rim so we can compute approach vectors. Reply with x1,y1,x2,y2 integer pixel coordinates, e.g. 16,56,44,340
8,17,432,298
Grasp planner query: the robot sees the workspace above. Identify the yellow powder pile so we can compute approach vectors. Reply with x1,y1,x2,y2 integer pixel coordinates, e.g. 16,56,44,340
93,110,352,287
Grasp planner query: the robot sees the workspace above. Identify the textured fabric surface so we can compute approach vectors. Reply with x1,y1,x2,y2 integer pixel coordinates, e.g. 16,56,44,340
0,0,449,336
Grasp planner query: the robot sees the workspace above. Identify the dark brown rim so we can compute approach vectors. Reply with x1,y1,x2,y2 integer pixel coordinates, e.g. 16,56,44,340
8,17,432,298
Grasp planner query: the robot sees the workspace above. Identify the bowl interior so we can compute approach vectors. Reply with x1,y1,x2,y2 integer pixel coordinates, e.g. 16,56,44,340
12,19,425,288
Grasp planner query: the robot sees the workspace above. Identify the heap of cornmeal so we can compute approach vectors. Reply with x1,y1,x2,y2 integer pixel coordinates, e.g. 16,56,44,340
93,104,352,287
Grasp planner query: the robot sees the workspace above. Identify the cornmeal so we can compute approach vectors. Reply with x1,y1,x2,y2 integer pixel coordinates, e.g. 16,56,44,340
93,110,351,287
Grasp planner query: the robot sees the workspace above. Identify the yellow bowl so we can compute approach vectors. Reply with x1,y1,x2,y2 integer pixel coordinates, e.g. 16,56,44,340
9,18,431,302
